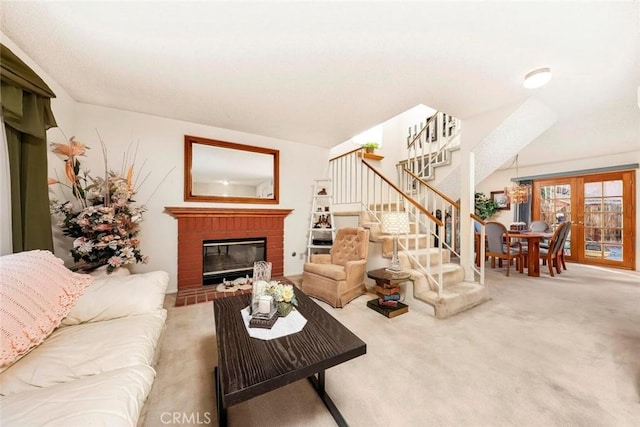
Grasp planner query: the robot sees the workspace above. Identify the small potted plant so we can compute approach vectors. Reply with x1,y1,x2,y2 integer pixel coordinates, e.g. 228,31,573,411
362,142,379,154
474,192,499,220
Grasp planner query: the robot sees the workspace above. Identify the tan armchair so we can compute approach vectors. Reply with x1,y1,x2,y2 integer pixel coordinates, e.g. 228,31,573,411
301,227,369,308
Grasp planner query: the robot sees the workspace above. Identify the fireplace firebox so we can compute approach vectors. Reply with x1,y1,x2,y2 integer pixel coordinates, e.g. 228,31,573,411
202,237,266,286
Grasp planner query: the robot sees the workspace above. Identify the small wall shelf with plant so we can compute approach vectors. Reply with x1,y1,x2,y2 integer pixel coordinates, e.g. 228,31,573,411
475,192,499,220
361,142,379,153
358,142,383,160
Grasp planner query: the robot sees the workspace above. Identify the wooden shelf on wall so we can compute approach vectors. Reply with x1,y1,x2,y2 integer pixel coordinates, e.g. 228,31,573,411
357,152,384,161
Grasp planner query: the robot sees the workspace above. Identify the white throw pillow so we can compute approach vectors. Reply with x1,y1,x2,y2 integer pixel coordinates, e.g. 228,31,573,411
61,271,169,325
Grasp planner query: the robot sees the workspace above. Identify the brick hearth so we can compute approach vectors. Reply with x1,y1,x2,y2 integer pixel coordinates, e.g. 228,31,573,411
166,207,292,306
173,286,252,307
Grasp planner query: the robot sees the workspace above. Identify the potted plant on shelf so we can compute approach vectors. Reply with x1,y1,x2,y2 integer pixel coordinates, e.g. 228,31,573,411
475,192,499,220
361,142,379,154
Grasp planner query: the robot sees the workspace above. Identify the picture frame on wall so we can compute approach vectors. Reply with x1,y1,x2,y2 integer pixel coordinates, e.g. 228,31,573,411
491,190,510,210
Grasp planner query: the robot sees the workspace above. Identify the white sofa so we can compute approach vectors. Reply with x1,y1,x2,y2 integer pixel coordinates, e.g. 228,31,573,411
0,250,168,426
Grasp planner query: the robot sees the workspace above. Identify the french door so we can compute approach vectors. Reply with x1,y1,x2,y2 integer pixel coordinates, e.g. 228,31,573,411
531,170,635,269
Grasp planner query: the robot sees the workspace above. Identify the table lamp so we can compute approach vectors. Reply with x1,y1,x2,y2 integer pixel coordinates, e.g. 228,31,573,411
381,211,410,272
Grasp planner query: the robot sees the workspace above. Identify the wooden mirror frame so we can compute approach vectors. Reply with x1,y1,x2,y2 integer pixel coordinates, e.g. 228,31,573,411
184,135,279,204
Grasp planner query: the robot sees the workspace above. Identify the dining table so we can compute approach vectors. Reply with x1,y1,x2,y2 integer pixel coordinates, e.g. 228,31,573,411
506,231,554,277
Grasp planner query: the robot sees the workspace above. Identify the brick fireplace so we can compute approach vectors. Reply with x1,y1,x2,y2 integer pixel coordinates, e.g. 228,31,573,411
165,207,292,306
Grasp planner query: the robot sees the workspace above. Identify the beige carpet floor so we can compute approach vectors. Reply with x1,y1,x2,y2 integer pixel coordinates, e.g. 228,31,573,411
141,263,640,427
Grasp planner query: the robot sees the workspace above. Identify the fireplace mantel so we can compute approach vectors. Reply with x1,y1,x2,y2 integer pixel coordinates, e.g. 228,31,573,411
165,207,292,297
165,207,293,219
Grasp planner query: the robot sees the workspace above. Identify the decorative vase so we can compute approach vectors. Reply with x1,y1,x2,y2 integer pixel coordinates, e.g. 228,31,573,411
87,264,131,278
277,302,293,317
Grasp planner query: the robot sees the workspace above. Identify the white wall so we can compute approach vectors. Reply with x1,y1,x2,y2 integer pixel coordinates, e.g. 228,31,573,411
329,104,436,179
49,104,329,293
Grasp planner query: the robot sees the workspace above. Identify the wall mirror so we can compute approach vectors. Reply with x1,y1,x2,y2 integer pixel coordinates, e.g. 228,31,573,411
184,135,279,204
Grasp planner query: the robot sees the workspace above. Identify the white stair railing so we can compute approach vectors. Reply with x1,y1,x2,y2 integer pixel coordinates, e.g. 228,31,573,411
401,167,486,284
329,150,447,297
328,107,487,288
398,111,461,186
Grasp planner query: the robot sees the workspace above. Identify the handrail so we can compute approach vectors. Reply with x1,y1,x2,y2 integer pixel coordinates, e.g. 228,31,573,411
407,112,438,149
356,156,446,295
404,168,458,207
329,147,362,162
471,213,485,224
362,160,443,227
405,167,485,225
327,118,485,292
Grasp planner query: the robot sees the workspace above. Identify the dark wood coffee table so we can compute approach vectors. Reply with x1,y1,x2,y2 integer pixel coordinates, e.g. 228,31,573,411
213,286,366,427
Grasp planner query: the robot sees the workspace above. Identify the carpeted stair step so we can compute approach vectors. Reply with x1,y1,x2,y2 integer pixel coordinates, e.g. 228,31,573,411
366,202,405,212
362,221,421,243
412,280,490,319
382,235,431,253
421,262,465,288
360,209,490,318
399,247,451,267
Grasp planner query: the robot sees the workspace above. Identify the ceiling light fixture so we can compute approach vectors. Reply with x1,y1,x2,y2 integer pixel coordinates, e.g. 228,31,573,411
504,155,530,205
523,67,552,89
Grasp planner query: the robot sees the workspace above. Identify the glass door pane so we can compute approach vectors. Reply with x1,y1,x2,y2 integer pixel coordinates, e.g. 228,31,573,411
532,170,634,269
583,180,623,262
538,182,572,256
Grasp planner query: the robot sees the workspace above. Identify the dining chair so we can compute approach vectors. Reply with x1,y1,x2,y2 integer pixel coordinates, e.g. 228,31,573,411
538,222,569,276
485,222,524,276
473,221,488,267
556,222,571,271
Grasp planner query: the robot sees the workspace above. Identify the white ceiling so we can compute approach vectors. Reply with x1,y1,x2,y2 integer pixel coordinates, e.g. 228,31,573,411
2,1,638,162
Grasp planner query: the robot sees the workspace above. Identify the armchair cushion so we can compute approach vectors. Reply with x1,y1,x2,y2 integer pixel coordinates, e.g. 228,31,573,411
302,263,346,281
330,231,368,266
309,253,332,264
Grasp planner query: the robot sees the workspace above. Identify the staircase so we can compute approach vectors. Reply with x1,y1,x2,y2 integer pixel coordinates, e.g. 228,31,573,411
328,113,490,318
360,207,489,318
325,100,559,317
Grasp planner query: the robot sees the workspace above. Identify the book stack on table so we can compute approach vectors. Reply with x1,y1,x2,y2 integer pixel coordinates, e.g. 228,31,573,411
249,313,278,329
376,285,401,307
367,282,409,318
249,305,278,329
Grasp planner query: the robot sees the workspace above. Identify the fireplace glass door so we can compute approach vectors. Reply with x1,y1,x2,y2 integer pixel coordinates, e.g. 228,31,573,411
203,238,266,285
